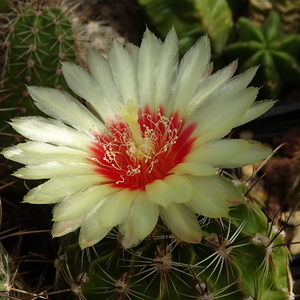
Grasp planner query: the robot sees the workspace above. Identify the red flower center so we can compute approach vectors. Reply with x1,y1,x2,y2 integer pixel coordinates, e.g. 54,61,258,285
90,107,196,190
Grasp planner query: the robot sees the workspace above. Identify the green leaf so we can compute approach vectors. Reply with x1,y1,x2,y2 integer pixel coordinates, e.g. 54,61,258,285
238,17,265,43
261,50,281,98
224,40,264,65
271,49,300,84
137,0,204,55
270,34,300,56
194,0,233,54
262,11,282,43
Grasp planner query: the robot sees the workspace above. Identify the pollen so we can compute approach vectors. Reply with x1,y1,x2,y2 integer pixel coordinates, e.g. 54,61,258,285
90,105,196,189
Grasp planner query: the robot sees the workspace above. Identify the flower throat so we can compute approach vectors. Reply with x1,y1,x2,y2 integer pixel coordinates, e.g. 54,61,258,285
90,101,196,189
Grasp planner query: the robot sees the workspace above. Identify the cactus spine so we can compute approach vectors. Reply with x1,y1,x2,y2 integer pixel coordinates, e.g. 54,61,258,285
55,181,294,300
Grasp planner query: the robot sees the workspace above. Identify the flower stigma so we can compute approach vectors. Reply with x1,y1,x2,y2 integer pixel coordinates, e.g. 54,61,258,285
118,100,143,147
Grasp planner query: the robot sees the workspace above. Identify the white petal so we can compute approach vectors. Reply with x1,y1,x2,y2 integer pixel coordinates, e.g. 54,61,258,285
185,175,245,218
3,142,89,165
79,216,111,249
146,179,174,208
221,65,258,93
129,193,159,239
52,217,84,237
14,161,95,179
155,28,179,111
126,42,140,73
172,36,211,112
223,141,272,167
96,189,137,228
187,139,272,168
159,203,202,243
27,86,104,135
138,28,162,109
171,161,216,176
23,175,104,204
109,40,138,105
52,185,116,221
185,60,238,116
61,62,117,122
187,63,258,123
87,50,121,115
10,117,92,151
120,192,159,248
235,99,277,127
191,87,258,146
119,227,140,250
145,174,194,208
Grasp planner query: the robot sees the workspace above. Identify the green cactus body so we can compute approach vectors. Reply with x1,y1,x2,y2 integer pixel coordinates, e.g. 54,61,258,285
224,11,300,99
55,186,293,300
0,242,27,300
0,0,76,145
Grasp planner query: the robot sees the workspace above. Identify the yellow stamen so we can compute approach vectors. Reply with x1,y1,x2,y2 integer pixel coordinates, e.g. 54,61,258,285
118,100,143,146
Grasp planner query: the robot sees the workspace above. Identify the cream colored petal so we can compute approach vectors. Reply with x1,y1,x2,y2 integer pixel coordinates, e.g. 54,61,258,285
126,42,140,73
87,50,121,114
172,36,211,112
120,192,159,248
171,161,216,176
159,203,202,243
145,174,194,208
96,188,138,228
62,62,119,122
186,65,258,127
109,40,138,105
138,28,162,110
79,216,111,249
224,141,272,167
185,60,238,117
14,162,95,179
119,226,140,250
145,179,174,208
23,175,104,204
191,87,258,146
187,139,272,168
187,139,248,162
2,142,89,165
185,175,245,218
154,28,179,111
27,86,104,135
52,216,84,237
52,184,116,221
235,99,277,127
10,117,92,151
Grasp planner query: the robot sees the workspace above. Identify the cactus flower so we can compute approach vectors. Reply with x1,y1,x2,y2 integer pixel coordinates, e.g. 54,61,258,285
2,29,275,249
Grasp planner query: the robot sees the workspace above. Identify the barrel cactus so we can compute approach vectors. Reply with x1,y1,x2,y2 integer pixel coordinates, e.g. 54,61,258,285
1,27,294,299
0,0,76,146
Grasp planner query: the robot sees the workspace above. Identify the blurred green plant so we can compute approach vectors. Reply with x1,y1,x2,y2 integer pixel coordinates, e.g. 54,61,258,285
136,0,233,55
249,0,300,33
224,11,300,99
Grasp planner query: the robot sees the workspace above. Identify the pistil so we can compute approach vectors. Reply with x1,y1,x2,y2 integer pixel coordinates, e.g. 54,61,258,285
118,100,143,147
